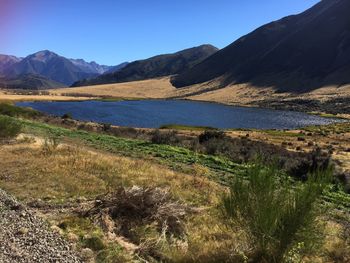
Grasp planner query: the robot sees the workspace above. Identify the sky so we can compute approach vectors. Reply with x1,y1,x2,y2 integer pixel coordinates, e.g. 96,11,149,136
1,0,320,65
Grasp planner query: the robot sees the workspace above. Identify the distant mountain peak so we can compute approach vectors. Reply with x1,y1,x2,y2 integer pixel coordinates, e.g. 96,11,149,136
28,50,59,62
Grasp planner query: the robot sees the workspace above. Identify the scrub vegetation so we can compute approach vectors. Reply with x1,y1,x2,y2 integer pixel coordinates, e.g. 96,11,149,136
0,104,349,262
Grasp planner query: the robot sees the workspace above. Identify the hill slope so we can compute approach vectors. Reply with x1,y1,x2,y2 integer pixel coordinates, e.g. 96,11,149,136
172,0,350,92
4,50,112,86
0,74,66,90
72,45,218,87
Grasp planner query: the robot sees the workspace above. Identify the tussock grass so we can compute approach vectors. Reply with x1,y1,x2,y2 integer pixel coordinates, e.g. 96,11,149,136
0,144,220,205
0,141,237,261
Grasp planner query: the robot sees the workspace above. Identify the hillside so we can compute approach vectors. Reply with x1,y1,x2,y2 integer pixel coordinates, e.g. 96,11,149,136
72,44,218,87
0,74,66,90
172,0,350,92
3,50,113,86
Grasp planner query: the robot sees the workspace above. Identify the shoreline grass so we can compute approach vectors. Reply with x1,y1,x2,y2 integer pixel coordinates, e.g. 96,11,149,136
159,124,217,131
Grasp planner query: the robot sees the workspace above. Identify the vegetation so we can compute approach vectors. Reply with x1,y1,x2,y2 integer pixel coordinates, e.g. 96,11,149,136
159,124,217,131
0,115,22,140
222,162,332,262
0,106,349,262
61,113,72,119
0,102,42,118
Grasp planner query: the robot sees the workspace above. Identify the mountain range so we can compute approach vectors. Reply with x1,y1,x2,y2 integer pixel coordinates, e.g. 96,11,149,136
0,51,128,89
172,0,350,92
72,45,218,87
1,0,350,93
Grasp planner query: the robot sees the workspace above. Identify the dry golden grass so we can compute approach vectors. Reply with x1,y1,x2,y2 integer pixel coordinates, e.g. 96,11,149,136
51,77,177,99
0,90,90,102
0,135,243,261
2,75,350,110
0,137,221,205
185,82,350,106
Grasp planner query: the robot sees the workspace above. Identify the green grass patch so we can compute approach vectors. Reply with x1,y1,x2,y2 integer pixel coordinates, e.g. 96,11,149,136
18,117,247,184
262,129,305,137
159,124,217,131
0,102,43,118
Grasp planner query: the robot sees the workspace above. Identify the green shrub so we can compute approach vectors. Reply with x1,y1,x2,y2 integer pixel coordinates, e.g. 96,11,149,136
0,116,22,140
222,161,332,262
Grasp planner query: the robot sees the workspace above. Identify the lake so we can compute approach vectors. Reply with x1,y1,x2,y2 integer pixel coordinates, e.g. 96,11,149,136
16,100,342,129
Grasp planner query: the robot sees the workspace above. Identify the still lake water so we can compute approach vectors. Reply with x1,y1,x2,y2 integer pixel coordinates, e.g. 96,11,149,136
16,100,342,129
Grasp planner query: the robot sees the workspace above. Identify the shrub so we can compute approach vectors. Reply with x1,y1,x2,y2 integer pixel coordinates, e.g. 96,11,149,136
151,130,180,145
221,161,331,262
101,123,112,132
61,113,72,119
198,130,226,143
0,116,22,141
85,186,190,239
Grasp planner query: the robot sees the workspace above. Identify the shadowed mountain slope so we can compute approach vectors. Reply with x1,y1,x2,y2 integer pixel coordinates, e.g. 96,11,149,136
172,0,350,93
72,45,218,87
0,74,66,90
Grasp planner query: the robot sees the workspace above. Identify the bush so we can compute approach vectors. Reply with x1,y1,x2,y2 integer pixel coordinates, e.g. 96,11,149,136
61,113,72,119
222,161,331,262
151,130,180,145
198,130,226,143
0,116,22,141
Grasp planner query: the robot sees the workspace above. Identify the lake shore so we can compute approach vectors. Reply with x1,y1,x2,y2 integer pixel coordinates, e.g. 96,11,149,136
2,77,350,117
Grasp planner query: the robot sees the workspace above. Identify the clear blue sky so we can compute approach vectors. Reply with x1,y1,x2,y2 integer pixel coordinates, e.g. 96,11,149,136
1,0,319,65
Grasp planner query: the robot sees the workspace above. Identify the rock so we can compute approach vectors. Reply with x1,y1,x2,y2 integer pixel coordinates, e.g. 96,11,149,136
17,227,29,235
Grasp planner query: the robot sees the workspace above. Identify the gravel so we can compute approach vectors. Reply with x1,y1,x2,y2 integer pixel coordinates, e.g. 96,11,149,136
0,189,83,263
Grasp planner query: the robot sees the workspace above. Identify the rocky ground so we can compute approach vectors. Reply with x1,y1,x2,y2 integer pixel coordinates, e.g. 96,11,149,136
0,189,82,263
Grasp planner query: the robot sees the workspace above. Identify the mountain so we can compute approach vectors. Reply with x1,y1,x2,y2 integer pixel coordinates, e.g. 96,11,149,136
0,55,22,74
72,44,218,87
69,59,112,74
4,50,112,86
0,74,66,90
104,62,129,74
172,0,350,93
